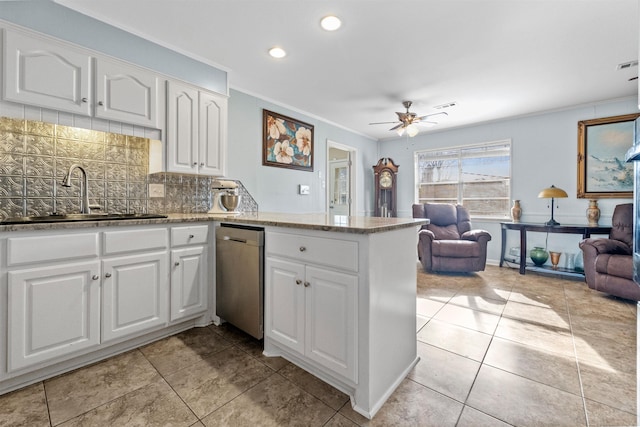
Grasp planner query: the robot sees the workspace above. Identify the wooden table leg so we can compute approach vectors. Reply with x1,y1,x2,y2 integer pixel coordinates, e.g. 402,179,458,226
519,228,527,274
500,225,506,267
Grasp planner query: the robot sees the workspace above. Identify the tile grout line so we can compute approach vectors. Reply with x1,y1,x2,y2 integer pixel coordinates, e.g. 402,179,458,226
137,347,202,424
450,278,512,427
562,284,590,427
42,381,53,427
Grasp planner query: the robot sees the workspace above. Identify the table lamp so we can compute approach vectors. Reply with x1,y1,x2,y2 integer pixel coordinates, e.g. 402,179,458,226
538,185,568,226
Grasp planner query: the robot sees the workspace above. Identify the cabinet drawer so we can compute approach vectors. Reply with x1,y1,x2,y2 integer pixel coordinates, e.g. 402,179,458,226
171,225,209,246
103,228,168,255
266,231,358,272
7,233,99,266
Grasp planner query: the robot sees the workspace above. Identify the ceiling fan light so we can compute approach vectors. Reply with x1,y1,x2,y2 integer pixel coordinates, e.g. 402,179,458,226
396,126,405,136
406,124,419,137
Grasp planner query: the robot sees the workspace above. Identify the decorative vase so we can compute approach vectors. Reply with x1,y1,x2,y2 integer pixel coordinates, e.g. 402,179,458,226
574,251,584,272
510,200,522,223
549,251,561,270
530,246,549,266
586,199,600,227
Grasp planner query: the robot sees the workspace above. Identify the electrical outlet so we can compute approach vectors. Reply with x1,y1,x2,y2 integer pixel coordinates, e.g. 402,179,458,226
149,183,165,198
299,184,310,195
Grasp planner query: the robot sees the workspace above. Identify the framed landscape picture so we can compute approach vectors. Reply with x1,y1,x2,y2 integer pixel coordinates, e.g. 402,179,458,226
262,109,314,171
577,113,640,198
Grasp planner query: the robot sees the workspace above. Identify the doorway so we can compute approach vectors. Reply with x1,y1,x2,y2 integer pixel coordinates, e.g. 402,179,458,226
327,140,356,216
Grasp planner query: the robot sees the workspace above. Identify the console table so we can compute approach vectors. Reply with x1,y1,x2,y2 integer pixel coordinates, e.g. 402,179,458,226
499,222,612,275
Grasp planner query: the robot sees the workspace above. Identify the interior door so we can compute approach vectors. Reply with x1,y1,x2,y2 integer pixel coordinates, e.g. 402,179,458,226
329,159,350,215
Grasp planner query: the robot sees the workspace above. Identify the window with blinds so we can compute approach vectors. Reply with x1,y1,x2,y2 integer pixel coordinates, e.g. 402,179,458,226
414,140,512,219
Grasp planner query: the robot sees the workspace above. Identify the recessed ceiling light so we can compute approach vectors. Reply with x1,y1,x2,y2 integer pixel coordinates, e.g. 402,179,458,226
269,47,286,59
320,15,342,31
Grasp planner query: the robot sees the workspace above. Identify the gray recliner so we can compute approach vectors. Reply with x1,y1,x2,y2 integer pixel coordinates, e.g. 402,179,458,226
412,203,492,273
579,203,640,301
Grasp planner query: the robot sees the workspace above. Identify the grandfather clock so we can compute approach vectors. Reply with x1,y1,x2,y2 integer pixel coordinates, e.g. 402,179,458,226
373,158,399,217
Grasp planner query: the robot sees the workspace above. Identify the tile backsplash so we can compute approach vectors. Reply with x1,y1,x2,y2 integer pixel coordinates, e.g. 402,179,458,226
0,117,257,219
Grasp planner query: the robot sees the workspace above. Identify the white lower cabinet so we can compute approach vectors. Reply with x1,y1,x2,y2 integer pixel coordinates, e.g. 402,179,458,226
169,225,209,322
170,246,207,321
265,231,358,383
102,252,168,343
2,224,211,381
8,260,101,372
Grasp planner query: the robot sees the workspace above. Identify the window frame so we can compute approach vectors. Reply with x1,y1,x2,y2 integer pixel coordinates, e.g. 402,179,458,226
414,139,512,220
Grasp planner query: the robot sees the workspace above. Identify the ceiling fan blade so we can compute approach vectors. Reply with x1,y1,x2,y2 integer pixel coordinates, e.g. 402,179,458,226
369,121,401,125
417,111,449,121
389,123,405,131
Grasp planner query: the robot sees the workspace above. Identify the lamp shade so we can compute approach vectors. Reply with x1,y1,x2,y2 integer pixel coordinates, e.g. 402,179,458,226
538,185,568,199
406,124,419,137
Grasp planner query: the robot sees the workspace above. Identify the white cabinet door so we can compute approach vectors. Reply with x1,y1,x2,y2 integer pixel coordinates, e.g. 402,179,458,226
170,246,207,321
265,257,305,354
166,80,228,176
166,80,198,174
305,266,358,382
7,261,101,372
198,90,227,176
3,30,91,116
102,252,168,343
95,58,158,127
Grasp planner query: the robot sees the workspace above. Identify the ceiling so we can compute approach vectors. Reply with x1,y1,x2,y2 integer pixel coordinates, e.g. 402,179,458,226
56,0,639,141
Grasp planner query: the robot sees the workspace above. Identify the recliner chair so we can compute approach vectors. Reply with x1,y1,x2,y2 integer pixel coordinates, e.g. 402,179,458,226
579,203,640,301
412,203,492,273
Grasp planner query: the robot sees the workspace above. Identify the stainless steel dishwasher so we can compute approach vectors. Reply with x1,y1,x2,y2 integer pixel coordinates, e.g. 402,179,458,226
216,224,264,339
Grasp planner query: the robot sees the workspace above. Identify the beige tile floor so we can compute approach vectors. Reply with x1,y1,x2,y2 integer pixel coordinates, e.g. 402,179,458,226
1,264,636,426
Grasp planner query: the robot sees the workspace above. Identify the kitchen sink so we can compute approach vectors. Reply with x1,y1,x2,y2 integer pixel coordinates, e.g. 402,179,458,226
0,213,168,225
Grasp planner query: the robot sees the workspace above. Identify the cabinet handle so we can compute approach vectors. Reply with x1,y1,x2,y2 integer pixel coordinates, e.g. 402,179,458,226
295,279,302,285
92,275,99,280
299,246,306,252
175,261,180,266
193,162,198,166
200,162,204,167
189,234,195,238
98,101,104,106
105,272,112,278
81,97,88,103
304,281,310,287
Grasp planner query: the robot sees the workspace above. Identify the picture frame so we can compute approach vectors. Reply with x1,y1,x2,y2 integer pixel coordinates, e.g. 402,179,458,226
577,112,640,198
262,109,314,171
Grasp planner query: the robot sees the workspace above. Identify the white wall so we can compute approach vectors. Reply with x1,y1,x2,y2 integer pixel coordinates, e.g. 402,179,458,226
227,89,378,214
379,97,639,265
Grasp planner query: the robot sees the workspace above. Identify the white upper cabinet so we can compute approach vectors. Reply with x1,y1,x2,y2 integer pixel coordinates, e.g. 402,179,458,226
95,58,159,128
166,80,198,174
3,29,160,128
3,30,92,116
199,90,227,176
167,80,228,176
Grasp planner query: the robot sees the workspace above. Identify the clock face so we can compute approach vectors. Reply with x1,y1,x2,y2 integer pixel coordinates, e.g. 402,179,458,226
379,170,393,188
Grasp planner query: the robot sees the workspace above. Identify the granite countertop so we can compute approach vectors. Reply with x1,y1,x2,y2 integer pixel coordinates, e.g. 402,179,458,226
0,212,428,234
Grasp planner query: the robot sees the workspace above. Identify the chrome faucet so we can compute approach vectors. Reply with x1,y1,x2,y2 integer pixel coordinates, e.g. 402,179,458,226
62,164,92,214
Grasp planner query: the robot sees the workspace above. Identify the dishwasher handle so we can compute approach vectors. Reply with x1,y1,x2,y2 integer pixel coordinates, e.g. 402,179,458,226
224,236,247,244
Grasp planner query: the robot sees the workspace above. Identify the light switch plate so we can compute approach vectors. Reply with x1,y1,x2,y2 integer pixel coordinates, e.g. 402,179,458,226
299,184,310,195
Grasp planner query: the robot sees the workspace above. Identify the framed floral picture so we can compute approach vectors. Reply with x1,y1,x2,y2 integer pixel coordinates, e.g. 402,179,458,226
577,112,640,198
263,109,314,171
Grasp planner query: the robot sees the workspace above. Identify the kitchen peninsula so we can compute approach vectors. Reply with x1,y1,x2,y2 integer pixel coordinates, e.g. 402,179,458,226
0,213,427,419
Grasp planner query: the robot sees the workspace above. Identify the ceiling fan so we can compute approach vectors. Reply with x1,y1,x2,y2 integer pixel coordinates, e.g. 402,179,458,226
369,101,448,137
